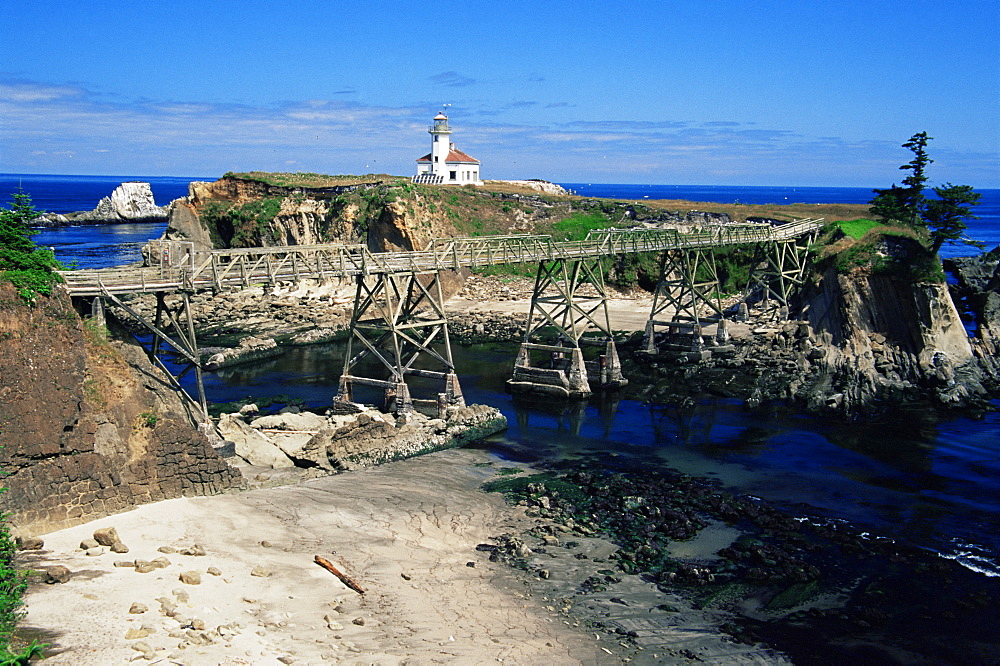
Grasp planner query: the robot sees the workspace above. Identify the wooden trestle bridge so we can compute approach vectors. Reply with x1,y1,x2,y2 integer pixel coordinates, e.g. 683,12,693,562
57,218,823,421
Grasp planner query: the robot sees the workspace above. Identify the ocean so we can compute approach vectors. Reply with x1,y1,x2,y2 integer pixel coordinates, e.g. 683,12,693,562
3,175,996,269
561,182,1000,260
3,173,999,577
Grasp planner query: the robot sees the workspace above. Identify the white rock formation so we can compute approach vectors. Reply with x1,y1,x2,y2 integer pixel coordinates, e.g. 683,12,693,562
82,182,167,222
488,180,568,195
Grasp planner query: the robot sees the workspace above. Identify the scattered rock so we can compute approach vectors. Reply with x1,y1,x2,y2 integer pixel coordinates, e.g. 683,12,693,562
207,567,222,576
79,538,99,550
110,541,129,554
43,566,71,584
180,544,207,556
251,566,272,578
179,571,202,585
131,640,154,659
125,627,150,639
129,602,148,614
92,527,121,547
352,617,366,626
135,561,157,574
157,546,177,554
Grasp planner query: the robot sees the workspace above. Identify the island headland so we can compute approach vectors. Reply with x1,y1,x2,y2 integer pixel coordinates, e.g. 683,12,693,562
3,172,999,663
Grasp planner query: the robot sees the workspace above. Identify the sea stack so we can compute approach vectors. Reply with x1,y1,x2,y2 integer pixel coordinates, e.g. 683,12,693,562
33,181,169,226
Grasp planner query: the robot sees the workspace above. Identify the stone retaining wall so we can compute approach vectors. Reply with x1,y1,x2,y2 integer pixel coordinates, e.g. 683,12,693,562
0,284,243,537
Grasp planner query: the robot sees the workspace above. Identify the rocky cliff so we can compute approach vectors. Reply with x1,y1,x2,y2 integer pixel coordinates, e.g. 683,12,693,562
159,174,745,255
944,248,1000,379
0,284,242,536
34,182,168,226
796,268,989,413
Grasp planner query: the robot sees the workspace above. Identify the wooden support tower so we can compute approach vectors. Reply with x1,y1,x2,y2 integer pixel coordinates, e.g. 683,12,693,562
743,229,818,319
335,270,464,418
94,288,209,424
509,257,626,398
643,248,728,355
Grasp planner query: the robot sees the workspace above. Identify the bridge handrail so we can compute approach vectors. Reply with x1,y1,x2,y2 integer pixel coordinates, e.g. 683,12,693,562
57,218,825,296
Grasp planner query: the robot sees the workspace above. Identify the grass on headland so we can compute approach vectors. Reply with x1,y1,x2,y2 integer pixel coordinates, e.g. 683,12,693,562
817,218,944,280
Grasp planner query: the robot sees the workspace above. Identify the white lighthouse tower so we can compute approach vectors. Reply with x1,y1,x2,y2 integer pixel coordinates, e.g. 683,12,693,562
414,110,481,185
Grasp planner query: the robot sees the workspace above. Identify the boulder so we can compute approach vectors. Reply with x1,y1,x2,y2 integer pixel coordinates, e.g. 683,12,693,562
250,411,326,432
15,536,44,550
217,414,294,469
250,411,333,468
93,526,120,547
44,566,71,584
179,571,202,585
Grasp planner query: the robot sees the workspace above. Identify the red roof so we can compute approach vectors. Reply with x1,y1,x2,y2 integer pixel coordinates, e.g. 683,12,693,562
416,148,480,164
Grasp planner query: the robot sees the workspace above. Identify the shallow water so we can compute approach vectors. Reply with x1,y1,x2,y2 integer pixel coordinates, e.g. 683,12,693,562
173,340,1000,579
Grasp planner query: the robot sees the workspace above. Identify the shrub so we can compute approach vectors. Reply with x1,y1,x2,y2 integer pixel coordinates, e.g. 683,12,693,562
0,484,44,661
0,509,26,650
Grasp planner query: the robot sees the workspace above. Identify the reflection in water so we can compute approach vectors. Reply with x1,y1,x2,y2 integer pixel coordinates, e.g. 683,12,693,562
513,394,590,437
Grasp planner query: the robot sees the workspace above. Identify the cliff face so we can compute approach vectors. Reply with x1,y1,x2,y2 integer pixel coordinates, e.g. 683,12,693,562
799,268,987,412
161,175,737,255
0,284,241,536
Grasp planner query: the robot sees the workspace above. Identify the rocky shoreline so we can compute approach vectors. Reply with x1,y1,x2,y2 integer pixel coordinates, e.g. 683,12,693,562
212,401,507,476
477,463,1000,663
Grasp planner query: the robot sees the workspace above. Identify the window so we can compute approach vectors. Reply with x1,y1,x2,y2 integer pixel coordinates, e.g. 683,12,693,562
434,135,438,142
450,171,457,180
434,156,438,162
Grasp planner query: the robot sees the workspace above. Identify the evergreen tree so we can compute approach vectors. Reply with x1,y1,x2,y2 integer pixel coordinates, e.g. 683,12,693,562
898,131,933,225
869,133,982,255
0,191,62,303
870,131,933,226
923,184,984,255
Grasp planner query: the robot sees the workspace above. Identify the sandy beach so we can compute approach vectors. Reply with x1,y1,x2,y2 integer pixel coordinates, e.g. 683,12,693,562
21,443,793,665
22,449,622,664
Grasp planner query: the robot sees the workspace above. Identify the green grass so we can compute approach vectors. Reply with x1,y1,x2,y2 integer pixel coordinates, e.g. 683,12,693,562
548,211,621,241
835,218,882,239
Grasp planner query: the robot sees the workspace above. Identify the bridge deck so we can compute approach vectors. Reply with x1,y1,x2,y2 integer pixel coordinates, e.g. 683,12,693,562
57,219,824,297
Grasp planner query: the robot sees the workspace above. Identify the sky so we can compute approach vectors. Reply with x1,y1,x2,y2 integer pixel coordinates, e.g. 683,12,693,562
1,0,998,187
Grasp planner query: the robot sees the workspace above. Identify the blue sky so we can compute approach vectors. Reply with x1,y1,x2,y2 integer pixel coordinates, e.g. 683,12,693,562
1,0,997,187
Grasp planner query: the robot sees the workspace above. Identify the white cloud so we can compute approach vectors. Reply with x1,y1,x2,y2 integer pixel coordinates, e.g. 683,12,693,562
2,77,996,187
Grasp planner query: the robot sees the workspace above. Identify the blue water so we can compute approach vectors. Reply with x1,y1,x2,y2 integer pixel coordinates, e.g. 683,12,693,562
184,341,1000,579
560,182,1000,260
0,174,205,269
0,173,205,212
4,174,1000,578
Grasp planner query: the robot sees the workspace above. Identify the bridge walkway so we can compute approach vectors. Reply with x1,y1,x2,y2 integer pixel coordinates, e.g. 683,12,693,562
57,219,824,420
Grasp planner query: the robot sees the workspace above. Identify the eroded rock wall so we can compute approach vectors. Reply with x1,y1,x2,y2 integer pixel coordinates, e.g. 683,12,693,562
799,268,987,412
0,284,242,536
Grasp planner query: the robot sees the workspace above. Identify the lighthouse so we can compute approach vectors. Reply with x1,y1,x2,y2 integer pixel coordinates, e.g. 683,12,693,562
414,111,481,185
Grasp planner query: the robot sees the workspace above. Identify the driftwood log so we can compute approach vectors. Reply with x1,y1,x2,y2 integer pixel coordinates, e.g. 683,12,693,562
314,555,365,594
